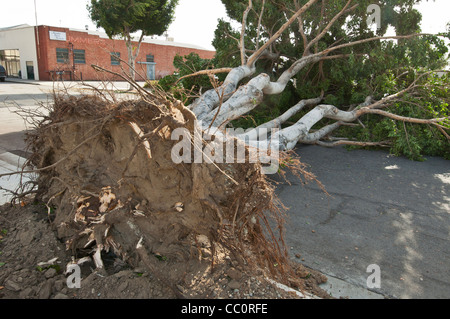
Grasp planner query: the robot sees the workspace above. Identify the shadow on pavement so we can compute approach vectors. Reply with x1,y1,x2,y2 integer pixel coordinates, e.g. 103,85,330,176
274,145,449,299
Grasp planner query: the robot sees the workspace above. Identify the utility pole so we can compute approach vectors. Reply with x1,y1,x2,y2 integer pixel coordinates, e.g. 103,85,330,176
35,0,41,59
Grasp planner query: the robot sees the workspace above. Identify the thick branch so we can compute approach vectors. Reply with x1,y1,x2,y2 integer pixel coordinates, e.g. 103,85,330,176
240,0,253,65
191,65,256,119
300,121,342,143
241,96,323,140
262,55,323,95
175,68,233,85
202,74,271,128
322,33,436,56
246,0,319,67
356,108,450,126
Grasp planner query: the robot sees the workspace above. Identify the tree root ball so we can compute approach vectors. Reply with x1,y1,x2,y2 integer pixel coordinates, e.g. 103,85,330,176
25,91,306,297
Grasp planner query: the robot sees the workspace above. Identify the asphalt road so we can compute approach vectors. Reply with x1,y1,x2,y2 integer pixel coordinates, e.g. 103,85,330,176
275,144,449,299
1,81,449,299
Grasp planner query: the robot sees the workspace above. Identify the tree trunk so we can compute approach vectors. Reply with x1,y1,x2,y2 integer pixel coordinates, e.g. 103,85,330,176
125,31,145,85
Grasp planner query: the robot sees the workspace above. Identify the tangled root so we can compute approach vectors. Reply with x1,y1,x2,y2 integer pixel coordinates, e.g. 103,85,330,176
22,86,318,297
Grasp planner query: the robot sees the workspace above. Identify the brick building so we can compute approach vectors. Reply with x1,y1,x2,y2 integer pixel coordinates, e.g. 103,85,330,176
0,24,215,81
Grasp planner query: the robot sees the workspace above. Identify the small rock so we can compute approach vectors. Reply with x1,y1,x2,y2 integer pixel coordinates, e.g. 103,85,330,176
53,293,69,299
19,287,34,299
38,281,53,299
45,268,57,279
54,279,65,291
133,267,146,274
228,280,241,290
295,254,301,258
227,268,242,281
114,270,132,278
17,229,35,246
118,281,129,292
5,279,21,292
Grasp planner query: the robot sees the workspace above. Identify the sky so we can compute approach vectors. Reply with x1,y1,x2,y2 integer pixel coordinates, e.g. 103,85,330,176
0,0,449,51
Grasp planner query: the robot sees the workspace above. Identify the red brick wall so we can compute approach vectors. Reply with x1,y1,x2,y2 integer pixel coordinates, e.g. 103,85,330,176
35,26,215,81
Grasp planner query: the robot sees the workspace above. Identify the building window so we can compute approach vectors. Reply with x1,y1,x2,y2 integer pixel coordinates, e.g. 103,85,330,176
74,49,86,64
146,54,154,63
0,49,21,77
56,48,69,63
111,52,120,65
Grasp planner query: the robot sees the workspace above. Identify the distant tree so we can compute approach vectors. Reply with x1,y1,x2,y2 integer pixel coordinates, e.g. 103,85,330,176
88,0,179,80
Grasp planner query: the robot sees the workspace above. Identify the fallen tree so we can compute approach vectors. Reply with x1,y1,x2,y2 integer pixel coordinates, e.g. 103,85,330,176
1,0,449,299
1,84,326,298
183,0,449,153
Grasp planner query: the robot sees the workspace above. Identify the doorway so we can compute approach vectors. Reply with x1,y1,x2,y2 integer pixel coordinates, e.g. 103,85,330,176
137,61,157,81
146,62,156,81
26,61,35,80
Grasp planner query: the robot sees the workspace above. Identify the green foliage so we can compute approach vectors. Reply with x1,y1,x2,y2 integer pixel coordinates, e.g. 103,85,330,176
156,0,449,160
212,0,450,160
159,53,217,105
88,0,179,38
88,0,179,80
340,73,450,160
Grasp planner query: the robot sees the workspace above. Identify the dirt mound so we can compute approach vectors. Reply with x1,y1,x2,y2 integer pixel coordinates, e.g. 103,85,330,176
0,204,329,299
0,87,330,299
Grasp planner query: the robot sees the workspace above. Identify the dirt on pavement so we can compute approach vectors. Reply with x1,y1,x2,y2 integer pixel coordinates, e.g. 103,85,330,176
0,90,330,300
0,203,330,299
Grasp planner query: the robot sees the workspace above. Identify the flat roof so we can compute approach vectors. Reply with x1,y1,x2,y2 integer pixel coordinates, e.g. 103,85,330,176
0,24,214,52
0,24,34,31
68,27,212,51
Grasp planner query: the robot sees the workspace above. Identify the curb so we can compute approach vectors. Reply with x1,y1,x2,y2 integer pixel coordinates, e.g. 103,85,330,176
0,152,29,205
319,274,386,299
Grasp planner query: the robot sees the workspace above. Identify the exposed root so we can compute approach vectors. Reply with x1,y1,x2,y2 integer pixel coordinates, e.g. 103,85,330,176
12,86,325,298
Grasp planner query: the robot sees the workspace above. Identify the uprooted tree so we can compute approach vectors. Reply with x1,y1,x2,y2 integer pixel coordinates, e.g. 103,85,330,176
1,0,449,298
167,0,449,159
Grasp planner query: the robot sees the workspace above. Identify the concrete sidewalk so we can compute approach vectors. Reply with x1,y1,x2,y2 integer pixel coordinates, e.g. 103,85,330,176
3,78,147,91
0,151,29,205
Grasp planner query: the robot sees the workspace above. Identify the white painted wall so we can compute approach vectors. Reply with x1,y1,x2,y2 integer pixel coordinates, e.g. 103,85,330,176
0,25,39,80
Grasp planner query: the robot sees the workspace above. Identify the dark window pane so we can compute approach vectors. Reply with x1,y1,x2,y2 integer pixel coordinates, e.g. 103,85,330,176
74,49,85,64
111,52,120,65
56,48,69,63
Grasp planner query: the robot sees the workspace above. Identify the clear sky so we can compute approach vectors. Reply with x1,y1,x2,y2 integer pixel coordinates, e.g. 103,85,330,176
0,0,449,51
